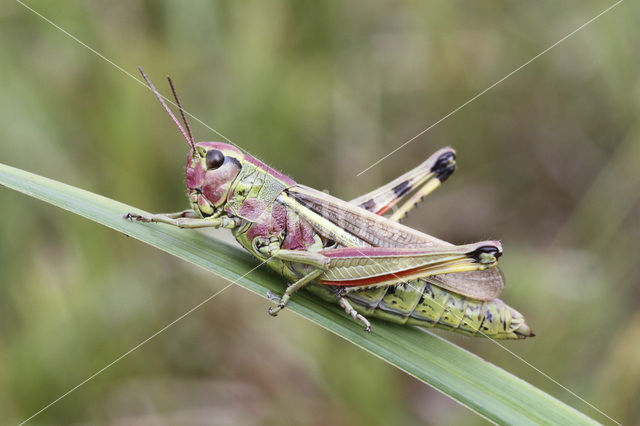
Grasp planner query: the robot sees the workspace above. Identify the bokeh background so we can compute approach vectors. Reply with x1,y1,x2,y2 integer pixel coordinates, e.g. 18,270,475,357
1,1,639,424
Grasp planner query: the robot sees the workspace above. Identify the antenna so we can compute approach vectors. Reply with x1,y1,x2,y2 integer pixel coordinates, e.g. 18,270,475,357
138,67,197,154
167,75,195,146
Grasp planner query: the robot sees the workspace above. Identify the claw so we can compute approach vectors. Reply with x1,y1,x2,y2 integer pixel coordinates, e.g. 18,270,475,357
268,304,284,317
124,212,145,221
124,213,152,223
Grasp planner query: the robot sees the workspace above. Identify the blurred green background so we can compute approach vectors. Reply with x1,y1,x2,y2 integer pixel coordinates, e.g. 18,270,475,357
1,1,639,424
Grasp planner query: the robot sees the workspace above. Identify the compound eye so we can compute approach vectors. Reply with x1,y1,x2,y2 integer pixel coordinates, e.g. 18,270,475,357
205,149,225,170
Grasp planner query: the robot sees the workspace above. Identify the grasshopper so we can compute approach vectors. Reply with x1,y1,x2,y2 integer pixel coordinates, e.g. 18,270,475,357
126,69,534,339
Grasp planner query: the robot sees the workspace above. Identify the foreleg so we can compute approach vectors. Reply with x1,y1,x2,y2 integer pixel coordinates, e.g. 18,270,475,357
124,211,239,229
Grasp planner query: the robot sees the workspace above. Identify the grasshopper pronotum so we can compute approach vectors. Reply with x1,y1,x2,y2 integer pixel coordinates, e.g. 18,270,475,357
126,69,533,339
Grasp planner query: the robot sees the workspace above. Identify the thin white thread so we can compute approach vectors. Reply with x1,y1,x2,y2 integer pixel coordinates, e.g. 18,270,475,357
18,259,269,426
356,0,624,176
484,336,620,425
15,0,247,155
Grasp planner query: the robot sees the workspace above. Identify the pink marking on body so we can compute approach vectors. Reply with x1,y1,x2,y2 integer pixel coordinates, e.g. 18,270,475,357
239,198,268,221
300,218,316,246
244,154,296,186
282,213,317,251
244,203,290,243
247,221,270,242
283,214,305,250
185,157,206,189
271,203,287,233
201,160,242,205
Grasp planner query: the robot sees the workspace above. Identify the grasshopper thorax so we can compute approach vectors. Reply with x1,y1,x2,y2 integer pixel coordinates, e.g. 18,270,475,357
186,142,244,217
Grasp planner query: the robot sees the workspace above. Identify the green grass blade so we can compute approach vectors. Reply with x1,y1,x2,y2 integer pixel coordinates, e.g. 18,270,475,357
0,163,599,425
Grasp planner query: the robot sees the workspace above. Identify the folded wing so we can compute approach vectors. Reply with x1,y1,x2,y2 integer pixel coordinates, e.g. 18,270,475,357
286,185,504,300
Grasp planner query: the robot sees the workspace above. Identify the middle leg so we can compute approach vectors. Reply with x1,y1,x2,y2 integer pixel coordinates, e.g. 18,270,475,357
339,297,371,333
268,268,324,316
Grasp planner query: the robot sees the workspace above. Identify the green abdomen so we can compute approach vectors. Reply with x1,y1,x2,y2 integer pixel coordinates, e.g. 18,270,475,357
340,280,531,339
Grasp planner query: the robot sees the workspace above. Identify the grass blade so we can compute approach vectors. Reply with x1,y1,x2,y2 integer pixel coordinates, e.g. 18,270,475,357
0,163,599,425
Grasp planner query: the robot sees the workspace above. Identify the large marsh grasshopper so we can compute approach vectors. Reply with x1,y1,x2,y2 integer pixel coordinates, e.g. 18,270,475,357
127,69,533,339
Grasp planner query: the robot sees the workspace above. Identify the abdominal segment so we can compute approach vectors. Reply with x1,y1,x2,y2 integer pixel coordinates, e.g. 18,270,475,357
327,280,532,339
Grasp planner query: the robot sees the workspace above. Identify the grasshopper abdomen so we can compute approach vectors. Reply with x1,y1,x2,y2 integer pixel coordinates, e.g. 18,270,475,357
308,280,532,339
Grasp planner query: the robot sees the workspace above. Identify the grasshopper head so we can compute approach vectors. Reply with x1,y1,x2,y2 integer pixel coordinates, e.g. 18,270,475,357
186,142,244,217
137,69,246,218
